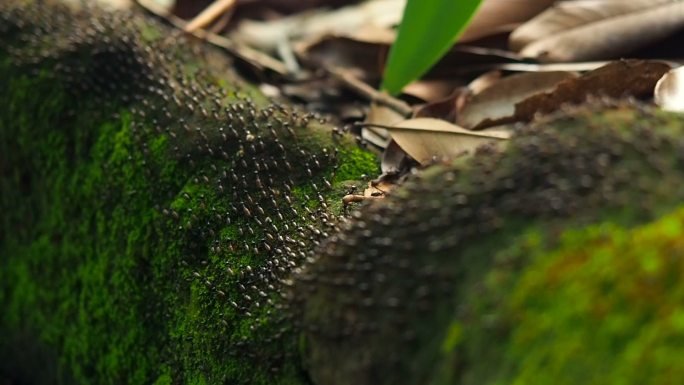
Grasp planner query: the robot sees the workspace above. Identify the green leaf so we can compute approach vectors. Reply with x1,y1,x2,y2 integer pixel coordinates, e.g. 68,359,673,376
381,0,483,95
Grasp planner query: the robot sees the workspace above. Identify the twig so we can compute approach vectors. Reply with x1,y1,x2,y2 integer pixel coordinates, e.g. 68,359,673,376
135,0,289,76
342,194,382,205
184,0,236,33
326,66,413,117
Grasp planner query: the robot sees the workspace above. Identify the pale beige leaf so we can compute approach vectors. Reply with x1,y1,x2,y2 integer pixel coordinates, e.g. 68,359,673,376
387,118,511,164
362,101,406,148
510,0,667,51
655,66,684,112
459,0,555,42
467,70,502,95
512,1,684,62
492,61,610,72
403,80,462,102
231,0,404,51
458,71,577,129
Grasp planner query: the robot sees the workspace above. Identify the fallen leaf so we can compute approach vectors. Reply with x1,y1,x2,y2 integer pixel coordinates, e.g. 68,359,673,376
381,139,413,173
298,36,386,81
410,73,503,123
459,0,555,42
412,87,469,122
363,179,395,197
429,46,521,78
386,118,511,164
231,0,405,52
403,79,463,102
467,70,502,95
510,0,664,50
299,35,521,83
261,0,365,14
458,71,577,129
511,0,684,62
490,61,610,73
514,60,671,122
655,66,684,112
362,101,406,148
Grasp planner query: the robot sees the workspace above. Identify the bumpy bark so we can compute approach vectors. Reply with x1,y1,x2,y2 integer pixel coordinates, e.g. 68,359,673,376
0,2,376,384
293,107,684,385
3,2,684,385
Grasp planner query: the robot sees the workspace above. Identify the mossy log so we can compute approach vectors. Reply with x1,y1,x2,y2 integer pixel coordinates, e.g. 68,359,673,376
0,3,377,384
2,2,684,385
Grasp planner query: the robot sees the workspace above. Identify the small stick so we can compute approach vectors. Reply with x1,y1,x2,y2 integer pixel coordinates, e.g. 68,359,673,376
135,0,288,75
342,194,382,205
184,0,236,33
326,66,413,117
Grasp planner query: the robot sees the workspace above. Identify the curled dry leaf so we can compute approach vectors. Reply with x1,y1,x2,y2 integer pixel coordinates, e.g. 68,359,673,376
511,0,684,62
514,60,671,121
386,118,511,165
363,179,395,198
231,0,404,52
510,0,666,50
300,36,521,84
467,70,502,95
492,61,609,73
362,101,407,148
381,140,413,174
655,66,684,112
459,0,555,43
458,71,577,129
403,79,463,103
342,179,397,208
412,87,469,123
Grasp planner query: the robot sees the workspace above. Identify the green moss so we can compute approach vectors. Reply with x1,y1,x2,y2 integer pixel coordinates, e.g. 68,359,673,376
294,106,684,385
503,208,684,384
439,206,684,385
8,3,684,385
0,3,377,384
334,147,379,183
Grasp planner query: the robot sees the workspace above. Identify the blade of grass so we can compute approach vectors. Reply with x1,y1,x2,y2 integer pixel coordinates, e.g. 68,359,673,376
382,0,483,95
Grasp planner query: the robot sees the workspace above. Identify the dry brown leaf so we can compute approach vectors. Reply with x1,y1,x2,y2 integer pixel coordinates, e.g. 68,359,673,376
386,118,511,164
655,66,684,112
363,179,395,198
299,36,521,83
515,60,670,119
381,140,411,173
510,0,665,50
511,0,684,62
458,71,577,129
412,87,469,122
231,0,404,52
362,101,406,148
467,70,502,95
459,0,555,42
403,80,463,102
491,61,610,73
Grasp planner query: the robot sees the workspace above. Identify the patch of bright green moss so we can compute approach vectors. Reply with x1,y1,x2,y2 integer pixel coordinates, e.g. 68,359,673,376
432,207,684,385
504,207,684,385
